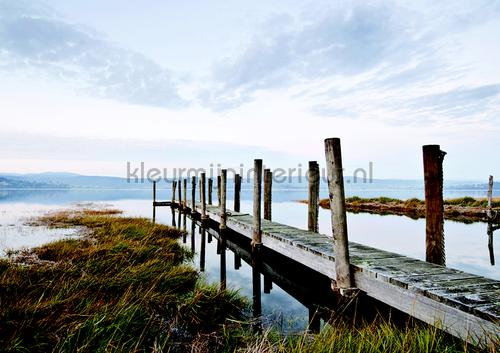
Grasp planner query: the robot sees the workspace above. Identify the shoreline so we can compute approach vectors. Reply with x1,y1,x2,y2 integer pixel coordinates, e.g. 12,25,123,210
299,196,500,223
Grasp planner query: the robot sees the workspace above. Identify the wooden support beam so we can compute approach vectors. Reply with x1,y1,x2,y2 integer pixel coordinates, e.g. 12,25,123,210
201,172,208,220
172,180,177,204
199,179,202,203
208,177,213,205
325,138,354,295
252,159,263,248
487,175,494,220
178,179,182,210
220,169,227,230
264,169,272,221
183,179,187,209
217,175,222,206
234,174,241,212
191,176,196,215
308,161,320,232
423,145,446,266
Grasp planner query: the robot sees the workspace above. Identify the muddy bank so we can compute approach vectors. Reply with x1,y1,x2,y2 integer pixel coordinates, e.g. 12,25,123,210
300,197,500,223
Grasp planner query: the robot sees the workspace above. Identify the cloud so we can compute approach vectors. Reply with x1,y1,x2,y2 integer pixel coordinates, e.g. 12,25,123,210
202,0,500,128
0,0,186,108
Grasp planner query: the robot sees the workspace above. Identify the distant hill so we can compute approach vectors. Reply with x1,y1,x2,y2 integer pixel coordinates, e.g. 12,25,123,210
0,172,497,192
0,173,146,189
0,176,67,189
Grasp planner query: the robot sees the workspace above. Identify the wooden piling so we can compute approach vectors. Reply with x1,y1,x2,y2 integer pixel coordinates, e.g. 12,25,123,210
208,177,213,205
172,180,177,204
183,179,187,209
423,144,446,266
487,175,494,220
252,159,263,248
199,179,202,203
178,179,182,210
191,176,196,215
308,161,320,232
217,175,222,206
234,174,241,212
201,172,208,220
324,138,354,295
152,181,156,224
220,169,227,230
264,169,272,221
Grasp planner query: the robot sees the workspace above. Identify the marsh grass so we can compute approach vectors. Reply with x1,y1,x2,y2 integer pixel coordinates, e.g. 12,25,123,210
0,209,493,352
0,210,246,352
236,318,482,353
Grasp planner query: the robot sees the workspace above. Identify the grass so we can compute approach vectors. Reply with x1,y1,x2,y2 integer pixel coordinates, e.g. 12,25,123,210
0,209,494,352
235,318,484,353
0,210,246,352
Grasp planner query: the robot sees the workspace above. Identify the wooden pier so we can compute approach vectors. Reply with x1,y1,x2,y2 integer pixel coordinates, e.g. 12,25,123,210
188,203,499,346
151,138,499,347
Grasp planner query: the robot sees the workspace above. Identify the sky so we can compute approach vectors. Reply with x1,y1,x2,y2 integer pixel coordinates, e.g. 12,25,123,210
0,0,499,180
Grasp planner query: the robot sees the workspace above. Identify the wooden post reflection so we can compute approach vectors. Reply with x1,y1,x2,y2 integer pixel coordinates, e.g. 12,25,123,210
190,218,196,253
263,274,273,294
488,222,498,266
171,207,176,227
252,255,262,332
182,212,187,244
200,227,206,272
234,252,241,270
220,232,227,290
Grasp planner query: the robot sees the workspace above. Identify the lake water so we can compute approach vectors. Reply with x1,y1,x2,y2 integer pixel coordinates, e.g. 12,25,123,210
0,187,498,330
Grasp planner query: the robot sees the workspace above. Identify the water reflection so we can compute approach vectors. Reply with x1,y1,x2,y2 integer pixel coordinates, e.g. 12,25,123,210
487,222,499,266
174,209,342,332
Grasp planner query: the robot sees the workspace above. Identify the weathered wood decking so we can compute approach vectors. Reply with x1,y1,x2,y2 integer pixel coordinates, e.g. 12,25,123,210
192,203,499,347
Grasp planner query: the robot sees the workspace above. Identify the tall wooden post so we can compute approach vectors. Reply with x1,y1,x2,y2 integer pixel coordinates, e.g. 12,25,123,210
423,144,446,266
199,179,202,203
183,179,187,209
252,159,263,247
208,177,213,205
217,175,222,206
487,175,494,220
308,161,320,232
234,174,241,212
172,180,177,204
178,179,182,209
264,169,272,221
220,170,227,230
325,138,354,295
152,180,156,224
201,172,208,220
191,176,196,214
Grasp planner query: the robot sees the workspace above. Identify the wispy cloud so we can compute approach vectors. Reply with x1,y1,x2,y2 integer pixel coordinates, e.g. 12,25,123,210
0,0,186,108
201,0,500,128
